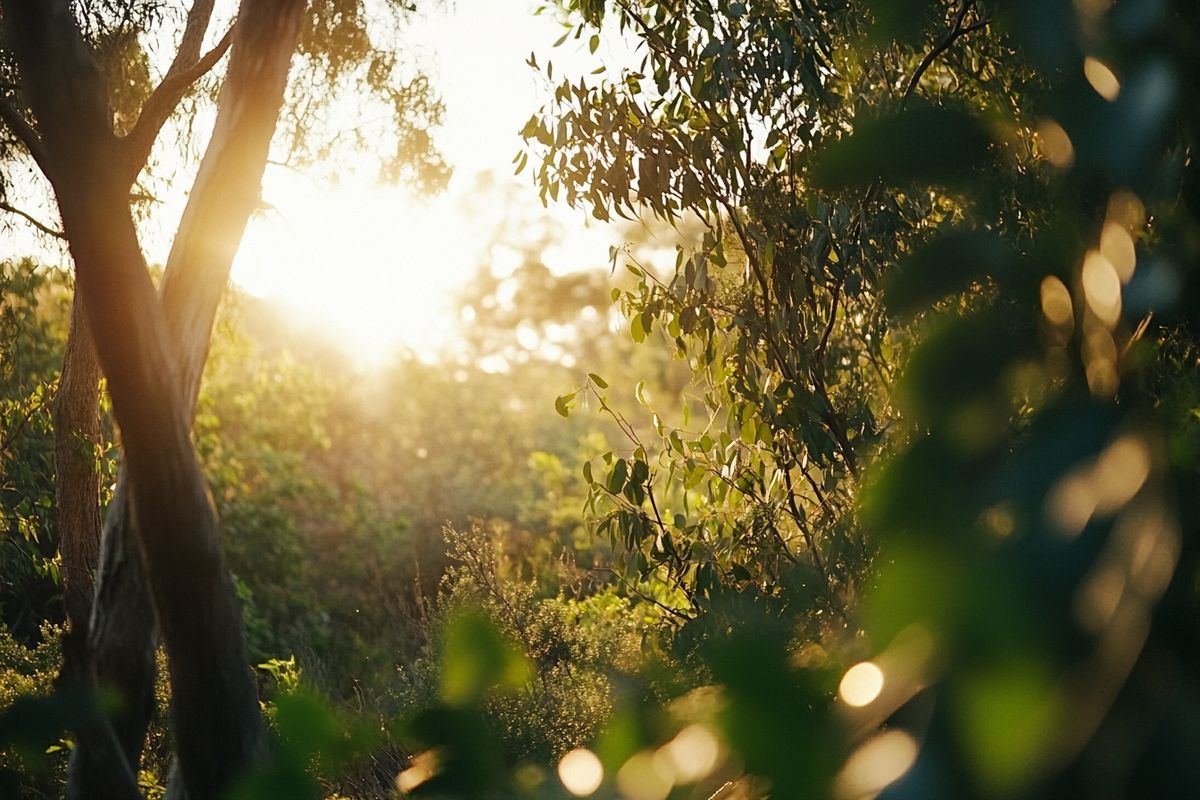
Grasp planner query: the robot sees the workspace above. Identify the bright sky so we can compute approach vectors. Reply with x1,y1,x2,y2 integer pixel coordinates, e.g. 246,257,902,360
231,0,633,366
0,0,641,366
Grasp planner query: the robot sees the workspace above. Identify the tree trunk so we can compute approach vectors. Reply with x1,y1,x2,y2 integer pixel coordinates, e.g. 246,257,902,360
53,297,101,636
52,299,145,800
3,0,305,796
60,133,266,800
70,481,158,799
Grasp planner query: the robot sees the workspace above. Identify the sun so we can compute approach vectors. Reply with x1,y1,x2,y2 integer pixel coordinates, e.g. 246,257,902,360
232,167,481,366
224,0,645,369
231,165,627,370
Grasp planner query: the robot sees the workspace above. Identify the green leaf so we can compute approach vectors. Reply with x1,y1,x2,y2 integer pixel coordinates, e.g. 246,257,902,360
740,417,757,446
273,691,342,758
588,373,609,389
631,315,646,343
667,314,682,338
956,655,1061,795
440,612,532,706
897,311,1033,427
555,391,577,418
608,459,629,494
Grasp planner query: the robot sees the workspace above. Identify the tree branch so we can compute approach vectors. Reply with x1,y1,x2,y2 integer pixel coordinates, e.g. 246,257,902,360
119,21,234,184
901,0,986,104
0,0,116,187
57,629,144,800
0,200,64,238
816,273,844,360
174,0,218,66
589,567,694,621
4,1,304,796
0,96,52,177
79,0,307,794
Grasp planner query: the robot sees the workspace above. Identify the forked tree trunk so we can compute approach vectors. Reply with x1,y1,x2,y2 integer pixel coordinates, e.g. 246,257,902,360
78,3,309,791
2,0,305,796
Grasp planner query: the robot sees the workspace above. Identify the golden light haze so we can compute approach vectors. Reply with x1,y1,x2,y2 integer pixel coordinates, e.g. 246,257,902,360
1,0,637,367
231,0,639,366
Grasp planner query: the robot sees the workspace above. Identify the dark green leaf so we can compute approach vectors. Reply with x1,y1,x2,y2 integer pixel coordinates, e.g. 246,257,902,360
812,102,994,188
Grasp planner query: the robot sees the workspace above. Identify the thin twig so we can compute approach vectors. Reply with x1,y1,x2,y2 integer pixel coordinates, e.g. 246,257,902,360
901,0,986,104
816,273,844,359
0,200,64,238
589,566,694,621
780,459,829,583
0,97,51,177
1123,313,1154,358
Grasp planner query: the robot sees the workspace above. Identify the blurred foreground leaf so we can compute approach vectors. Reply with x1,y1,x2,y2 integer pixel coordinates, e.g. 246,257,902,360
813,102,994,188
440,611,533,706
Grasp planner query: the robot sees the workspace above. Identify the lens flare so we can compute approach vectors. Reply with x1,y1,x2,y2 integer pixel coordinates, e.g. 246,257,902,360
558,748,604,797
616,751,674,800
660,724,721,783
1082,251,1122,327
835,730,920,800
1036,120,1075,169
1084,57,1120,101
839,661,885,707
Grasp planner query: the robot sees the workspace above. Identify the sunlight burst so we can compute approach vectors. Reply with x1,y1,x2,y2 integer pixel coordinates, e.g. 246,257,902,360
233,171,471,365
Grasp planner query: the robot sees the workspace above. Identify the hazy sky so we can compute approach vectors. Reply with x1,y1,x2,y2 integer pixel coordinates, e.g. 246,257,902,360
232,0,635,365
0,0,635,366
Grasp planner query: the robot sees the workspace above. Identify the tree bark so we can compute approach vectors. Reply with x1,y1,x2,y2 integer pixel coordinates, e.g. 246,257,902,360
72,481,158,798
2,0,305,796
50,299,138,800
53,297,101,636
